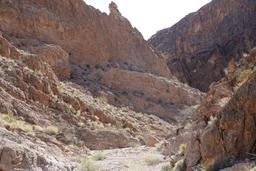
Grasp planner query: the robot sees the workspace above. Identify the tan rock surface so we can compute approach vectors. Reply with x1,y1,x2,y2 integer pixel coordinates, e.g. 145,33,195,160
186,49,256,170
0,0,170,78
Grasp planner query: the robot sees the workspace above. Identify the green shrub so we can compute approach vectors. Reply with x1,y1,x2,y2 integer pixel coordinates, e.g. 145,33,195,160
81,158,98,171
44,125,59,135
161,164,173,171
12,121,33,133
236,69,253,84
3,113,17,123
92,152,106,161
2,113,33,133
173,159,185,171
178,144,186,156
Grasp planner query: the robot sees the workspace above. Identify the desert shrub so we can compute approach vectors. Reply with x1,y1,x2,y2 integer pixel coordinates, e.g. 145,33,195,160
160,164,173,171
44,125,59,135
236,69,253,84
173,159,185,171
92,152,106,161
178,144,186,156
2,113,33,133
81,158,98,171
3,113,17,123
12,121,33,133
144,154,161,166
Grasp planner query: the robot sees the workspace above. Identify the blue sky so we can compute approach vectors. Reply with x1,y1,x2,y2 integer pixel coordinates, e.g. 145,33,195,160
85,0,211,39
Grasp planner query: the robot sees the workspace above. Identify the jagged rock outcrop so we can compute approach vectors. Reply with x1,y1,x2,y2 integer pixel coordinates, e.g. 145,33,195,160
0,32,176,170
199,71,256,170
97,68,202,122
0,33,174,148
0,0,204,123
0,128,81,171
185,48,256,170
149,0,256,91
0,0,169,78
0,0,206,170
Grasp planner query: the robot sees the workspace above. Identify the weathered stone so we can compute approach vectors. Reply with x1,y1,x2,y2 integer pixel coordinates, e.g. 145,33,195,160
76,128,137,150
187,70,256,170
149,0,256,91
0,0,170,78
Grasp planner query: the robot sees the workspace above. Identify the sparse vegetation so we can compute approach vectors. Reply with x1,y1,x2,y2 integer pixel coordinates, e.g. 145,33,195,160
1,113,33,133
236,69,253,84
3,113,17,123
160,164,173,171
80,158,99,171
170,155,177,167
178,144,186,156
44,125,59,135
172,159,185,171
91,152,107,161
144,154,162,166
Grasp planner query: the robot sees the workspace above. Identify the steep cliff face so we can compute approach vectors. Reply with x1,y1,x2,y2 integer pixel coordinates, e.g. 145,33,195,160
0,1,206,170
0,0,203,122
185,48,256,170
149,0,256,91
0,0,169,77
0,29,176,170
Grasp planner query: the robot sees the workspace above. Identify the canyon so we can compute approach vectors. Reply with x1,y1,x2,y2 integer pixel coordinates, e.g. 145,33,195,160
0,0,255,170
149,0,256,92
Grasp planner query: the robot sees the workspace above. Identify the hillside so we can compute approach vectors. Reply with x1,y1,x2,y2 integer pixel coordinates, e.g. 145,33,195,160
0,0,256,170
0,0,203,170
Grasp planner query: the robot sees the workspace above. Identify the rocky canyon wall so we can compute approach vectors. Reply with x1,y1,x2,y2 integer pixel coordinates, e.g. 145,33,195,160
149,0,256,91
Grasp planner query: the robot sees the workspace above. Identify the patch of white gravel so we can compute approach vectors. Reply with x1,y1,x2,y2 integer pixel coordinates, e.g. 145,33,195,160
89,146,169,171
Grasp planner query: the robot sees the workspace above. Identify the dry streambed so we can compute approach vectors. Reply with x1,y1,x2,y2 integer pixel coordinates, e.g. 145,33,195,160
83,146,170,171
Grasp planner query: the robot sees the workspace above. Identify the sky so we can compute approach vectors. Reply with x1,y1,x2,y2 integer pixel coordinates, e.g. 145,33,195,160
85,0,211,39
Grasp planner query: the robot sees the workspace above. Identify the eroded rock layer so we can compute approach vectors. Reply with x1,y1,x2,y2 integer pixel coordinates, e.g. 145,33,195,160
185,48,256,170
0,0,204,123
0,0,170,78
0,30,176,170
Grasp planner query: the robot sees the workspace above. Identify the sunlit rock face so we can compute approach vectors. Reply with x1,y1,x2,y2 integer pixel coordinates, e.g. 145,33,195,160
185,48,256,170
0,0,170,78
149,0,256,91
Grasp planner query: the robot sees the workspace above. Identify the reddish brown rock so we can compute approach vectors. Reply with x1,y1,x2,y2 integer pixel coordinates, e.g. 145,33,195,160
28,44,71,80
98,68,203,122
186,70,256,170
185,48,256,170
0,0,170,78
197,80,233,119
149,0,256,91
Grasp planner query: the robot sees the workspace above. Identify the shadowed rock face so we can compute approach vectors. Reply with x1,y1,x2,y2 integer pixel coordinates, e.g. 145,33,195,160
0,0,170,78
149,0,256,91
